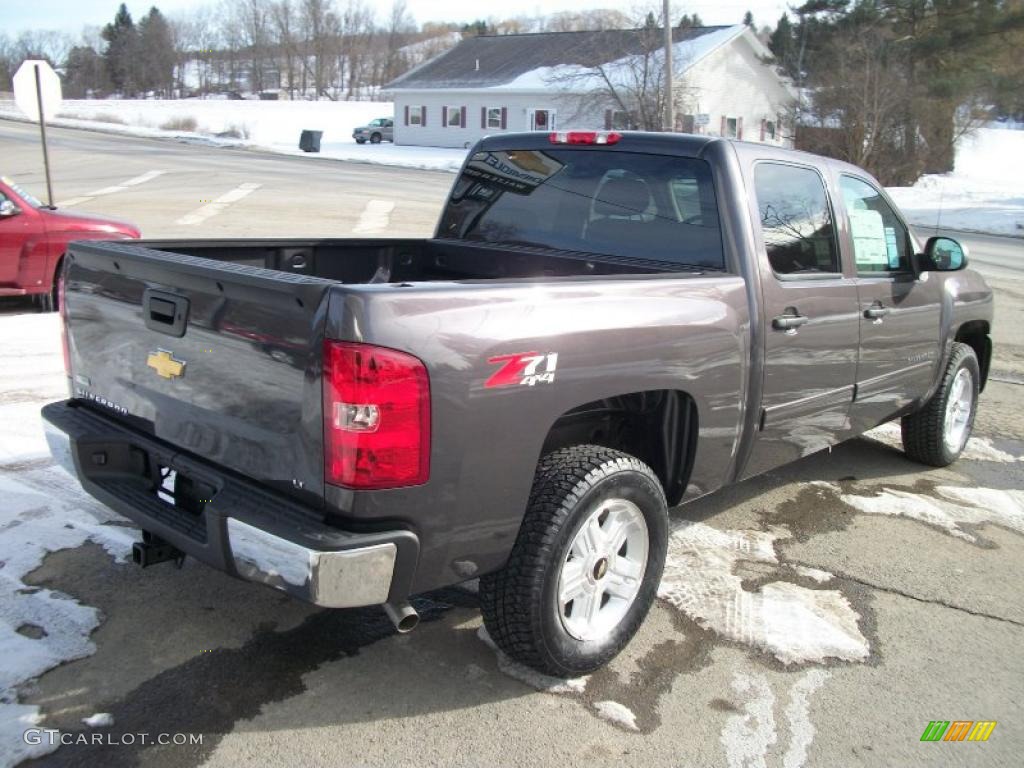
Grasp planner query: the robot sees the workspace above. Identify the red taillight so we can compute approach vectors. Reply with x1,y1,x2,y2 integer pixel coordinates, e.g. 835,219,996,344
322,340,430,490
549,131,622,146
58,272,70,376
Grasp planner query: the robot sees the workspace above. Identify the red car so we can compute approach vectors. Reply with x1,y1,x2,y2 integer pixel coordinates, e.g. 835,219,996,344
0,177,140,311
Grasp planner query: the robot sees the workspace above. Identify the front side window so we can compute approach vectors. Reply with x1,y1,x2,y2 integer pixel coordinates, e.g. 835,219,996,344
839,175,912,274
754,163,840,275
439,149,725,270
446,106,462,127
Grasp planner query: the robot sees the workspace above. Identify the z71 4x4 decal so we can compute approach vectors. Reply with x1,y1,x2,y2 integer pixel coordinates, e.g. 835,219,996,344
485,352,559,388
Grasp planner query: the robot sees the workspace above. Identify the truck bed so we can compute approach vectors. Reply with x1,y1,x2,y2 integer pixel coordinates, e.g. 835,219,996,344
141,237,682,284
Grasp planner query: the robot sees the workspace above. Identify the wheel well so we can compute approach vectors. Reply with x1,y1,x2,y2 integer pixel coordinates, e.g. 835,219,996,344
540,390,697,506
955,321,991,392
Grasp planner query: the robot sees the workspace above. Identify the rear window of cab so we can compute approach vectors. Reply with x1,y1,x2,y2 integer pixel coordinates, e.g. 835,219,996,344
439,149,725,271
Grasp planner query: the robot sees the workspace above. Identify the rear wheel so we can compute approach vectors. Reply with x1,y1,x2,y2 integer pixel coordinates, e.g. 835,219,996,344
479,445,668,677
901,342,979,466
370,132,382,144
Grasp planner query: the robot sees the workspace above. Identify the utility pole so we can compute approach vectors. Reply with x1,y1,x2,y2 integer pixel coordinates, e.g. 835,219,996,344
663,0,673,132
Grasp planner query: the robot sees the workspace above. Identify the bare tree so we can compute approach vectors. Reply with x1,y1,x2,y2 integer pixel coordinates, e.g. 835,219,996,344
549,13,691,131
233,0,272,93
271,0,300,98
340,0,374,99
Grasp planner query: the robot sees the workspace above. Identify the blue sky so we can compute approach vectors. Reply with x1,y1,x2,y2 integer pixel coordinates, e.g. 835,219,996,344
3,0,790,37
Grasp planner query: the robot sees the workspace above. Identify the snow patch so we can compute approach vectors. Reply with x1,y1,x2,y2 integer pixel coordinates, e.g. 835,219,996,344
593,700,639,732
782,670,830,768
658,521,869,664
721,673,777,768
834,482,1024,542
791,566,833,583
864,421,1022,463
82,712,114,728
0,313,140,767
476,626,588,694
0,704,59,765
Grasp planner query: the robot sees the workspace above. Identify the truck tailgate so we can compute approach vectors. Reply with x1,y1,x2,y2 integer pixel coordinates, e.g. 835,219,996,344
64,241,332,504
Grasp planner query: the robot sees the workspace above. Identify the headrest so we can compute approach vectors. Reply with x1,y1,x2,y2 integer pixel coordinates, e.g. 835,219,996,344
594,178,651,216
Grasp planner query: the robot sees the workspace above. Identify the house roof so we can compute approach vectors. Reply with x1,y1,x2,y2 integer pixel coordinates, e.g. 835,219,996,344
386,25,742,91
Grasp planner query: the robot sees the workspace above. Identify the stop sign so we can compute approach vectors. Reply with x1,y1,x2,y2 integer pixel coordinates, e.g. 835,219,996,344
13,60,63,122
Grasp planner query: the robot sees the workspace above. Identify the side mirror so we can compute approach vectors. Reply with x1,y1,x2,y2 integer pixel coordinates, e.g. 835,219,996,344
0,199,20,218
916,236,968,272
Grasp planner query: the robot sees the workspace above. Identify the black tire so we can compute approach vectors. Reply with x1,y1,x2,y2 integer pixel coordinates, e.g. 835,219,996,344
355,138,366,144
901,342,980,467
479,445,668,677
370,132,382,144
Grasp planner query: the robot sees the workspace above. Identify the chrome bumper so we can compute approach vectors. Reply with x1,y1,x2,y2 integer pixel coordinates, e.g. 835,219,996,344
43,415,401,609
226,519,397,608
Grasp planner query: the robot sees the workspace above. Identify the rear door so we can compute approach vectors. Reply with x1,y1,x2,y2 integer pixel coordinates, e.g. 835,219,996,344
741,161,861,478
64,241,333,505
835,173,942,429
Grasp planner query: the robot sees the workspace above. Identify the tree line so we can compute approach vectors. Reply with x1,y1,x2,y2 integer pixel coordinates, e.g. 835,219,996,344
1,2,1021,185
769,0,1024,184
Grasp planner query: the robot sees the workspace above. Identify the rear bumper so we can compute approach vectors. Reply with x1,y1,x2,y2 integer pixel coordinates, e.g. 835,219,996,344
42,400,419,609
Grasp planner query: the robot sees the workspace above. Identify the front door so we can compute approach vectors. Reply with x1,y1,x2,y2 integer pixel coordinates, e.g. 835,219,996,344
741,161,861,479
0,188,31,286
835,173,942,430
529,109,555,132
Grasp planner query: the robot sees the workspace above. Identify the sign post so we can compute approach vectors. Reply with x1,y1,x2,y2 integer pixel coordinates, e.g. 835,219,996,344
13,60,63,208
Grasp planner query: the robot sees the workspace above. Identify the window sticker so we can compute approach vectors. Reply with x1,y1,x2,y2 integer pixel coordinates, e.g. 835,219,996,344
848,208,888,267
884,226,900,268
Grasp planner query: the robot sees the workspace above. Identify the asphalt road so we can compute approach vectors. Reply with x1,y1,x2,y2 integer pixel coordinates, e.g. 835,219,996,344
2,120,1023,768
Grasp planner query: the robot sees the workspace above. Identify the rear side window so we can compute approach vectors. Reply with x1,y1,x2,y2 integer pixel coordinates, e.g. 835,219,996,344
438,149,725,271
754,163,840,275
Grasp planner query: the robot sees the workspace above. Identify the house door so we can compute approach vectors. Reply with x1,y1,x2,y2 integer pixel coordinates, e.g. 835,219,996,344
528,109,555,131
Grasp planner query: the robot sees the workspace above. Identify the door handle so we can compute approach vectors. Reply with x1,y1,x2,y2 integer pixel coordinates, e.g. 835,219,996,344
863,305,890,320
772,313,809,331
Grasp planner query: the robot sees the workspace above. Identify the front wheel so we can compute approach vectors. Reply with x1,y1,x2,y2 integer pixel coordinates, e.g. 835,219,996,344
355,138,366,144
479,445,668,677
902,342,980,466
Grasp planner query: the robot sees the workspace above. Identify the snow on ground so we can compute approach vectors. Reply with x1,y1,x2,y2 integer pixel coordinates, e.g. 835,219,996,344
821,481,1024,544
81,712,114,728
864,421,1022,463
888,125,1024,237
0,313,138,768
658,521,869,665
475,626,589,694
592,700,639,732
0,99,468,173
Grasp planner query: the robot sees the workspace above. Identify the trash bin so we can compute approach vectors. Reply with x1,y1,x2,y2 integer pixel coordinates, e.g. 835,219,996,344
299,130,323,153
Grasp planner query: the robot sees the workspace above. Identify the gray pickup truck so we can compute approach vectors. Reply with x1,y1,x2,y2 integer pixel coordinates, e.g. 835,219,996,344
43,131,992,676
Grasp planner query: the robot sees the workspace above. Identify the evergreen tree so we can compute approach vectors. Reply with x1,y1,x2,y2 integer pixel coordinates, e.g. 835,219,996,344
138,7,175,96
768,14,796,77
743,11,755,27
102,4,138,95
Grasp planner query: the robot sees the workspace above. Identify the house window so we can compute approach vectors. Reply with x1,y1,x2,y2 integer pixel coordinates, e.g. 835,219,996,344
409,106,423,126
764,120,776,141
445,106,462,127
486,107,503,129
725,117,738,138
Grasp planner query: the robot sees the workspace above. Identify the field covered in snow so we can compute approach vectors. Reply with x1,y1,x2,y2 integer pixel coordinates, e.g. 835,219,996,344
0,98,468,173
888,124,1024,237
1,98,1021,235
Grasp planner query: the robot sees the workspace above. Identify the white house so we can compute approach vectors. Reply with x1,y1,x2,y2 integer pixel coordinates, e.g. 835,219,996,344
385,25,796,148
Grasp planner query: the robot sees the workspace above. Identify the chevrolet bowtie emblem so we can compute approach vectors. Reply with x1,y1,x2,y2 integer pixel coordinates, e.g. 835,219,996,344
147,349,186,379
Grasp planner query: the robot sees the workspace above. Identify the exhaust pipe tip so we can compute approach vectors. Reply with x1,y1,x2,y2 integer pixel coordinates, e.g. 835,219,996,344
384,601,419,633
